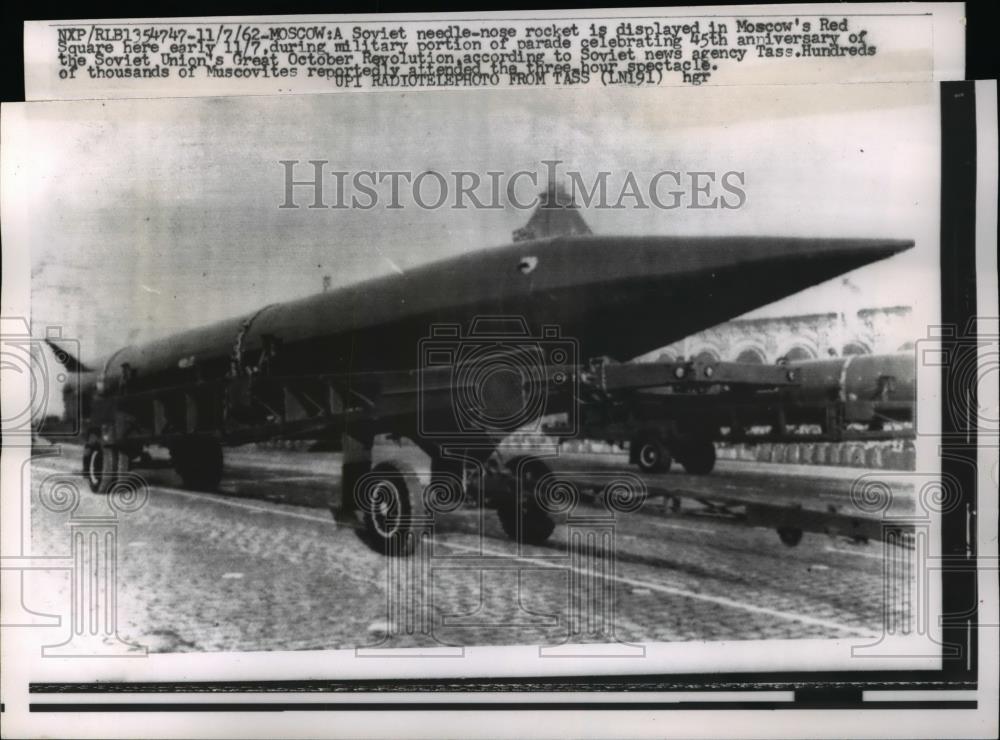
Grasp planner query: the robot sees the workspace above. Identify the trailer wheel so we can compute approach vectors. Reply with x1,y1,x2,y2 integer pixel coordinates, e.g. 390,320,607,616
635,437,672,473
777,527,803,547
95,445,129,494
679,440,716,475
172,439,223,491
497,457,556,546
357,462,418,556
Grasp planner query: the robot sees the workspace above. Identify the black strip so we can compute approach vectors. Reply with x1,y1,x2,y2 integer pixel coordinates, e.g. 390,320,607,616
794,687,862,705
29,701,977,713
938,81,979,683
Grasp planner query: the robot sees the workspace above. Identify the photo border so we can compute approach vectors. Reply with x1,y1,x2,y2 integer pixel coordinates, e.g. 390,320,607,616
1,1,994,729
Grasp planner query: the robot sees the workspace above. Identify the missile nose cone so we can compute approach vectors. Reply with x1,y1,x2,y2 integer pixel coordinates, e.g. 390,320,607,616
540,234,914,291
534,234,915,361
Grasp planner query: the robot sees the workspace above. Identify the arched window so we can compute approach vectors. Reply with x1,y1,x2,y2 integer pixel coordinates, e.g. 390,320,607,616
735,347,765,364
842,341,871,356
693,348,720,363
782,345,814,362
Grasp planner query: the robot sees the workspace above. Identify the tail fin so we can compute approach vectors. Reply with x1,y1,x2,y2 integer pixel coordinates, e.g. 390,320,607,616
513,183,592,242
44,339,93,373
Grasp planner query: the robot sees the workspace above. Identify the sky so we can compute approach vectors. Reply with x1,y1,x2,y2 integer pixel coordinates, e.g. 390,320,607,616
5,82,940,368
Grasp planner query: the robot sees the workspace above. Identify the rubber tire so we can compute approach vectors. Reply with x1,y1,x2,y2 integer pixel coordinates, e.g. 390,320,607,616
358,462,417,557
635,437,671,473
679,440,716,475
496,457,556,546
173,439,223,491
96,445,129,494
83,446,103,493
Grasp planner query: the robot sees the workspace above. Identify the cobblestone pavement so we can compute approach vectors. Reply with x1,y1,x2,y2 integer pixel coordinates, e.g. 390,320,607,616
23,444,917,654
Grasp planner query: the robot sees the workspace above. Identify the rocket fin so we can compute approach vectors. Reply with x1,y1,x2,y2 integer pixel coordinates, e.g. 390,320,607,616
44,339,93,373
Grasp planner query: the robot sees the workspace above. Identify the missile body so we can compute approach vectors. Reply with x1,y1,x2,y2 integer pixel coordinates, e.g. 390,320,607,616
80,235,913,398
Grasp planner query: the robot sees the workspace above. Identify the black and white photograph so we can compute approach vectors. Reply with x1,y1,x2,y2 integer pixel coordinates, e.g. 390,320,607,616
1,5,996,739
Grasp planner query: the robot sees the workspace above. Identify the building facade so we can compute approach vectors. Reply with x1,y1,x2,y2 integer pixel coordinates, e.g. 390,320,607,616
645,305,914,364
